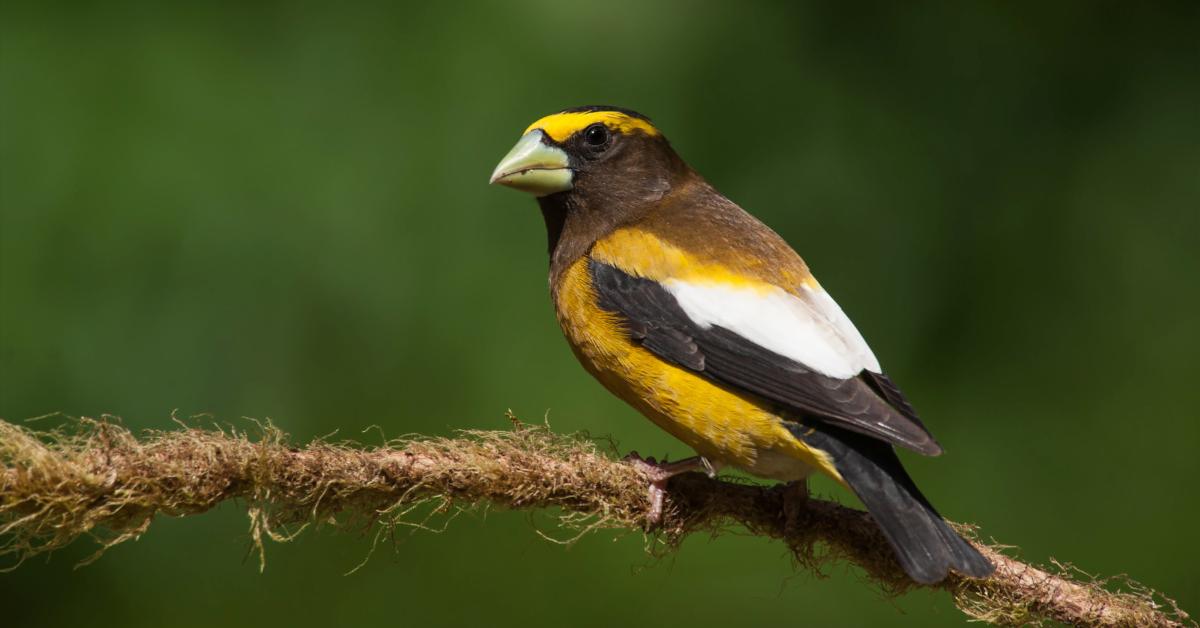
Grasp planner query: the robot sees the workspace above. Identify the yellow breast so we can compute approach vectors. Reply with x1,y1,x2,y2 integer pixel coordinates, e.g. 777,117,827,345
553,256,841,482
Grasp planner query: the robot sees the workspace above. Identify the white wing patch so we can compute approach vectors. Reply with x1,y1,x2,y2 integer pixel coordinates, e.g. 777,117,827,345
662,280,881,379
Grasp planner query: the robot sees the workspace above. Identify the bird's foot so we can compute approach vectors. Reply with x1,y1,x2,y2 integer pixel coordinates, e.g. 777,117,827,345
787,477,809,502
781,477,810,532
623,452,714,527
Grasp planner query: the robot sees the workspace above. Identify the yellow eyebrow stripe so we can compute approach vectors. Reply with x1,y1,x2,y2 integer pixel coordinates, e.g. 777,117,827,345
525,111,661,142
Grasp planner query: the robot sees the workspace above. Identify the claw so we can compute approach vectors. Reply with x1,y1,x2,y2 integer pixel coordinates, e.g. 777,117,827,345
700,457,718,478
624,453,716,526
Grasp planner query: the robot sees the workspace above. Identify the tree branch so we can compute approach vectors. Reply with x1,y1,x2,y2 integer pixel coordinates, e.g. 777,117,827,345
0,416,1190,627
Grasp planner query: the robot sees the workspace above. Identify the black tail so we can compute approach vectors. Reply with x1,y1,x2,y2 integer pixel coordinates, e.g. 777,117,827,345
788,423,994,584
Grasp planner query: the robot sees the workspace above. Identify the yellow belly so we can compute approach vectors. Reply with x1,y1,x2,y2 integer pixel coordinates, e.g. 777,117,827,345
554,257,841,483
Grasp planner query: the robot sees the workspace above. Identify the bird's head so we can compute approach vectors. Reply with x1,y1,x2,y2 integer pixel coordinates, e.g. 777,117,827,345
489,106,686,207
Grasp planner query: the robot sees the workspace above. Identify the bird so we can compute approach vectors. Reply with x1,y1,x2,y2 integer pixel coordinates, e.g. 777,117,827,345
488,105,994,584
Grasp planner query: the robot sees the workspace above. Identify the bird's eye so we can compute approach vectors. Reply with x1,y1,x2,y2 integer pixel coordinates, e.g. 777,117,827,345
583,124,609,147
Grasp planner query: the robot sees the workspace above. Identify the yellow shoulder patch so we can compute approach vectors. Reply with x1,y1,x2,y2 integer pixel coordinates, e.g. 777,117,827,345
591,228,769,290
525,110,660,142
591,228,817,292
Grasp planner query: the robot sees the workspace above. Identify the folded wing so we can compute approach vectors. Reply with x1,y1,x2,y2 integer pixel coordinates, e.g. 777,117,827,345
589,259,942,456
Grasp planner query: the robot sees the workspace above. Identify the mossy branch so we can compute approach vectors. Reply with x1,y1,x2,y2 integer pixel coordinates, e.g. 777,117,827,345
0,416,1190,627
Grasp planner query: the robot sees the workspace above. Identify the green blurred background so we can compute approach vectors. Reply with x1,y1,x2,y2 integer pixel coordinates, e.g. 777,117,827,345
2,2,1198,626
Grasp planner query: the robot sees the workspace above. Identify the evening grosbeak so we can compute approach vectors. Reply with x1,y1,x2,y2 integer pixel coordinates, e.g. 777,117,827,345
489,105,993,584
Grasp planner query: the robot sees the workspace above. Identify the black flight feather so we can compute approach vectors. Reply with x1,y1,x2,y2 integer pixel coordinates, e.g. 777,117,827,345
786,422,994,583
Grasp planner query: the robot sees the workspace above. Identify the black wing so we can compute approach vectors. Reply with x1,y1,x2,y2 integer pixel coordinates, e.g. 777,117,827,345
589,259,942,456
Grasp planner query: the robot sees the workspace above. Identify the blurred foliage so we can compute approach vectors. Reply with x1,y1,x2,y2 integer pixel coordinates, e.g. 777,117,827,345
1,1,1197,626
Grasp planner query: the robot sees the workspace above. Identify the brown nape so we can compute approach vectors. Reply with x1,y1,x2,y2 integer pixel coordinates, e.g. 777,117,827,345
539,131,690,288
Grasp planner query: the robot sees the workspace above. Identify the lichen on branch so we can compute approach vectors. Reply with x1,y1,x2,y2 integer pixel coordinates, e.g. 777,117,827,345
0,416,1191,627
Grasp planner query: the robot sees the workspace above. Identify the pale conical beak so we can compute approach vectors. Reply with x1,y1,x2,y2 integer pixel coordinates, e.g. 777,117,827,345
489,130,573,196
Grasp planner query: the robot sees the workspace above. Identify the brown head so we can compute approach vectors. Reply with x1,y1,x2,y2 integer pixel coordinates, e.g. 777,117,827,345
489,106,690,274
